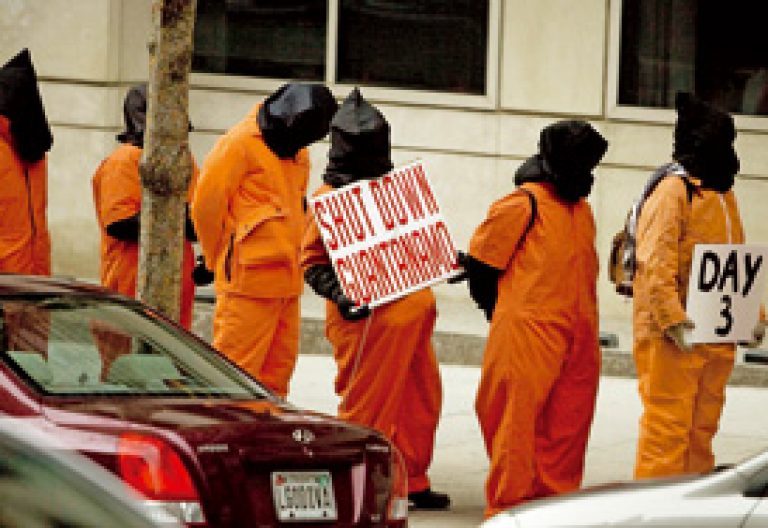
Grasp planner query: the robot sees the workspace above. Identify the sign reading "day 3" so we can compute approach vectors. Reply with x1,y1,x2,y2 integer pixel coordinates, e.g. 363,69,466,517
686,244,768,344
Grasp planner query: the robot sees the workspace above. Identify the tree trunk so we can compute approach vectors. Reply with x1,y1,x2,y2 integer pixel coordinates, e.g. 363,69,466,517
137,0,197,322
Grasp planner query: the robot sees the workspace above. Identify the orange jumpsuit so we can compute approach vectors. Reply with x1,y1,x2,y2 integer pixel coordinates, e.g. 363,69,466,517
92,143,197,329
301,185,443,493
633,175,745,478
191,104,308,397
0,116,51,275
470,181,600,517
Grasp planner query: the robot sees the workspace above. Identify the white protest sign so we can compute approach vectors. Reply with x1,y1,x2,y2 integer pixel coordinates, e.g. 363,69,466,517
685,244,768,344
309,160,461,308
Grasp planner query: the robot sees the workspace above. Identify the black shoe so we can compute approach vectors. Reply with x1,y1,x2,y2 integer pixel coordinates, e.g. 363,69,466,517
408,488,451,510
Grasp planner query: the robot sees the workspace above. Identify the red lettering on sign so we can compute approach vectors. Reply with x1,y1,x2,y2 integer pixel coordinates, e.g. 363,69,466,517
351,187,376,238
335,258,357,303
396,168,425,221
412,164,439,215
313,201,338,251
383,175,409,226
411,229,439,279
326,194,350,248
369,180,395,231
376,240,404,293
340,190,366,244
368,245,395,298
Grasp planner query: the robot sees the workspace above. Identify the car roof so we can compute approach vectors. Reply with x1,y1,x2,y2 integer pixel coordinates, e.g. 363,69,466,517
0,273,128,300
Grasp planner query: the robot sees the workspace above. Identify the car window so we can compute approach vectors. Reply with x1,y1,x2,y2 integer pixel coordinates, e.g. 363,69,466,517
0,296,269,399
0,434,153,528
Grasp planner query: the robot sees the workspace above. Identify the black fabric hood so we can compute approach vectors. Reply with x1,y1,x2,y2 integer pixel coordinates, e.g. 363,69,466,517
257,83,337,159
673,92,739,193
116,84,147,147
523,120,608,202
0,49,53,163
323,88,393,188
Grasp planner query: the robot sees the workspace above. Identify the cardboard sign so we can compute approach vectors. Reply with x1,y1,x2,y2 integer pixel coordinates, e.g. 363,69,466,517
685,244,768,344
309,160,460,308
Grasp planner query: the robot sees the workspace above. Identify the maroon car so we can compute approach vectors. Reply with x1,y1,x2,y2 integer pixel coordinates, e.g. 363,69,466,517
0,274,408,527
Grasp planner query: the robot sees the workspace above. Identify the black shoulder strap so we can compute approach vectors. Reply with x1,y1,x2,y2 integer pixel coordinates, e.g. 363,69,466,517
518,188,537,247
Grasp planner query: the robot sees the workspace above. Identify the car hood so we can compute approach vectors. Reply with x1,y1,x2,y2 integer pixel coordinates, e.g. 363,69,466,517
483,471,747,528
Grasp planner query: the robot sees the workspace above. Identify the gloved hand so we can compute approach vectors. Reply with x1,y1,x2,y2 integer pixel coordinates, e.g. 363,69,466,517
447,251,469,284
337,296,370,321
192,255,214,286
665,319,695,352
741,321,767,349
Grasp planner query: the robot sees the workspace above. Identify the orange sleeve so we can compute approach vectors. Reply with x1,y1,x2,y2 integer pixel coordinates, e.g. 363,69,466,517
27,157,51,275
191,137,248,270
468,192,533,270
187,158,200,203
637,177,689,331
97,153,142,228
300,188,332,272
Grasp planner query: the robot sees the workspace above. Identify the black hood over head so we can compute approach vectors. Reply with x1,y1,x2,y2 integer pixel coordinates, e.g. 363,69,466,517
516,120,607,203
673,92,739,193
117,84,147,147
323,88,393,188
0,49,53,163
257,83,337,159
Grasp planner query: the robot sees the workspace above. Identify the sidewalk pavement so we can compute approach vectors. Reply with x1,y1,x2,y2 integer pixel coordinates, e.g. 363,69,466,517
289,355,768,528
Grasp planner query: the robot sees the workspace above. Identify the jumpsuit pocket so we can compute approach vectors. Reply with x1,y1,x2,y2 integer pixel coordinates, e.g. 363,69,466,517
234,204,291,266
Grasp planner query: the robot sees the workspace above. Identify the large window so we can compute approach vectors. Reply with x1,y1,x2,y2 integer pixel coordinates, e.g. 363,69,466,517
193,0,327,80
619,0,768,116
193,0,490,96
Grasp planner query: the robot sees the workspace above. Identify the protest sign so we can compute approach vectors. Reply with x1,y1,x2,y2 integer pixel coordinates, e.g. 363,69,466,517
685,244,768,344
308,160,460,308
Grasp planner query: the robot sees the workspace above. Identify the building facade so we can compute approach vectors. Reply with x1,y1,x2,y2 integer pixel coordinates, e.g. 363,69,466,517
2,0,767,342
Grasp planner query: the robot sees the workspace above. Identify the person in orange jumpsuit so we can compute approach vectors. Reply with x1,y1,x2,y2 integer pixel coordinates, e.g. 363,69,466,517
301,88,449,510
461,120,607,517
92,85,198,330
0,49,52,275
633,93,766,478
191,84,337,398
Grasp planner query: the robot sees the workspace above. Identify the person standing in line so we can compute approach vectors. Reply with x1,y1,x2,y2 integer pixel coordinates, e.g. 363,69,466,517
460,120,607,517
192,83,337,398
92,84,198,330
300,88,450,510
0,48,53,275
633,93,765,479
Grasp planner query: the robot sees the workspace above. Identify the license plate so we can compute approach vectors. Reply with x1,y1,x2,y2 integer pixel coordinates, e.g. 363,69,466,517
271,471,338,522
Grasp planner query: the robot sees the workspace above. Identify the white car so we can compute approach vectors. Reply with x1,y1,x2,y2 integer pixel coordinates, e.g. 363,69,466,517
483,451,768,527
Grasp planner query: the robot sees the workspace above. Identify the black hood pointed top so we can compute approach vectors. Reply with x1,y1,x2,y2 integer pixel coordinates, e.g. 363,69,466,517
117,84,147,147
257,83,337,159
517,120,607,202
323,88,393,188
0,49,53,163
673,92,739,192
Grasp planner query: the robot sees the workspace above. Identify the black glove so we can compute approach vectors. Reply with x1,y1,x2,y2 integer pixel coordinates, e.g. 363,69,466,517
337,296,371,321
106,213,140,242
184,204,198,242
304,265,370,321
447,251,469,284
453,252,502,321
192,255,214,286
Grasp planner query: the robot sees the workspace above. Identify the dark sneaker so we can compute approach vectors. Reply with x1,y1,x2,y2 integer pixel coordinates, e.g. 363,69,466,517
408,488,451,510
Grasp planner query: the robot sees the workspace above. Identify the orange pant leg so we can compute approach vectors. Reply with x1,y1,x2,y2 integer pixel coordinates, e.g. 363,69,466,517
687,344,734,473
475,318,568,518
634,335,703,478
531,320,599,497
390,317,442,492
213,294,299,398
328,290,441,493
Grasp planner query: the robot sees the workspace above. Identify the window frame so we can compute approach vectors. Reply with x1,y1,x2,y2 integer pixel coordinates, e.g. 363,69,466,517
605,0,768,132
190,0,501,110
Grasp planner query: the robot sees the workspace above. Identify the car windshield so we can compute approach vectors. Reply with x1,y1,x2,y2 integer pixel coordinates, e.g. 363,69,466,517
0,295,269,399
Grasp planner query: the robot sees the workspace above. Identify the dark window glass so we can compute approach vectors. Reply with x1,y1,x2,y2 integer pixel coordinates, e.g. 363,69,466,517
337,0,488,94
619,0,768,116
193,0,327,80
